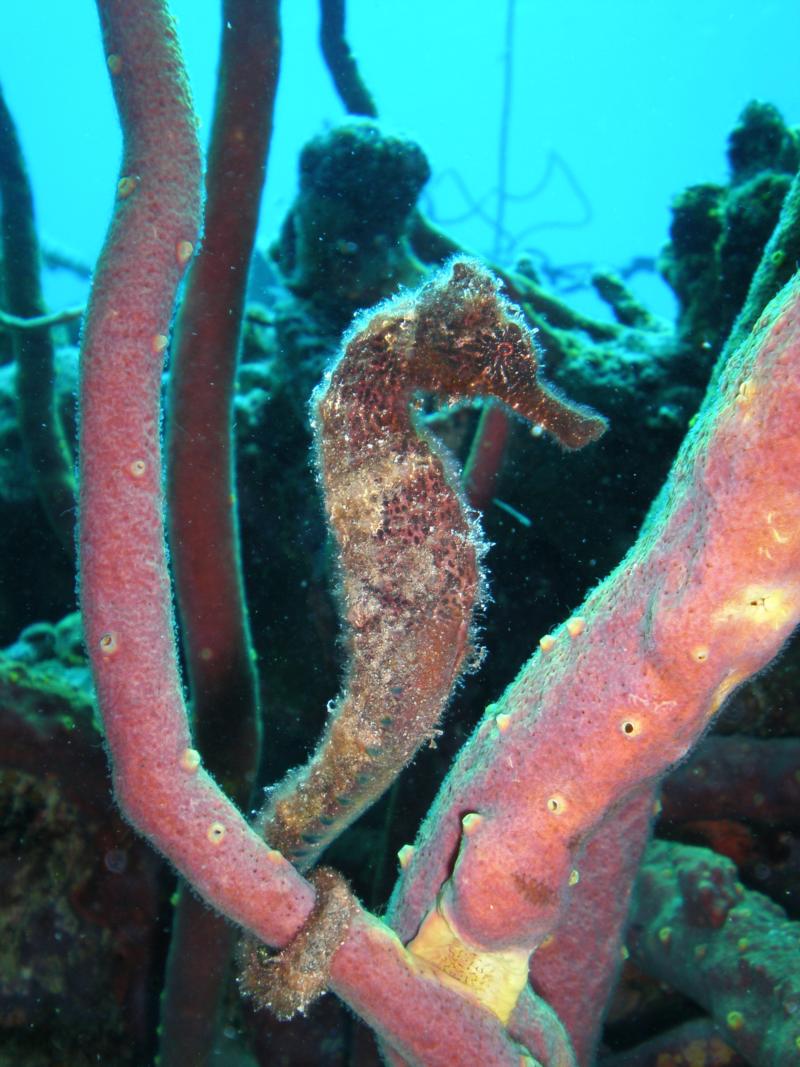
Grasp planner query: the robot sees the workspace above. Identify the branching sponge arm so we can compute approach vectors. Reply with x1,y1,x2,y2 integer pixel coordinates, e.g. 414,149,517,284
78,0,316,948
389,271,800,1028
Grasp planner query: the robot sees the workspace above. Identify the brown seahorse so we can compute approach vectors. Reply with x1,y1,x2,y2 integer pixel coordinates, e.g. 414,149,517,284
259,258,607,868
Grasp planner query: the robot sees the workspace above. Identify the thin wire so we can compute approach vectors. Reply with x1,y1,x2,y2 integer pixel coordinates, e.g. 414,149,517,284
494,0,517,260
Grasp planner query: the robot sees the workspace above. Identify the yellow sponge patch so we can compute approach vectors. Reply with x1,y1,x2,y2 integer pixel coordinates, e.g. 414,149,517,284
713,584,797,633
407,902,530,1024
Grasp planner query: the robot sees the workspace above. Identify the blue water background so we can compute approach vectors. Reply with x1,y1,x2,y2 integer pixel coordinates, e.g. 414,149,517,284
2,1,798,318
